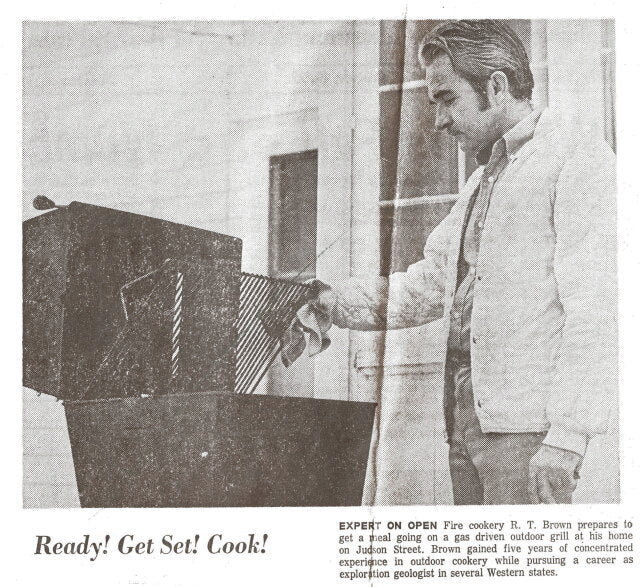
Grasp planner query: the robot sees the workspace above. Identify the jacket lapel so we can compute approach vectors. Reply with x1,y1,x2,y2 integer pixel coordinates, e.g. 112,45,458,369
446,168,483,289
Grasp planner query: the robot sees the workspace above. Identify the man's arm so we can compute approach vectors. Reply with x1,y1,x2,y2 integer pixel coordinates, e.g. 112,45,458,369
313,193,469,331
529,134,616,503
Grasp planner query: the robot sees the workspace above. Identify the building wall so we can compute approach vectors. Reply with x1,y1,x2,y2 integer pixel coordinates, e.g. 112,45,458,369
22,20,357,507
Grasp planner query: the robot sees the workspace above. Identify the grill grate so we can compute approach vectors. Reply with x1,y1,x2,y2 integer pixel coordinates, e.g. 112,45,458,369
234,273,315,395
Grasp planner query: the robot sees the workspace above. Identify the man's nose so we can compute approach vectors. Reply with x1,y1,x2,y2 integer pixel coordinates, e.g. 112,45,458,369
434,105,451,132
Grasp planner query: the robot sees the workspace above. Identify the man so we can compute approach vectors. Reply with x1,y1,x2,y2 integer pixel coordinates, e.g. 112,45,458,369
311,20,616,505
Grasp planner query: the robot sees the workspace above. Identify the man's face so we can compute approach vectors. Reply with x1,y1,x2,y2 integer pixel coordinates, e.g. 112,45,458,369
425,53,498,155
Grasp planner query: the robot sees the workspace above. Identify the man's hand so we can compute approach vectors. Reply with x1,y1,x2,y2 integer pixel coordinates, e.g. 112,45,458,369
306,279,337,316
528,445,582,504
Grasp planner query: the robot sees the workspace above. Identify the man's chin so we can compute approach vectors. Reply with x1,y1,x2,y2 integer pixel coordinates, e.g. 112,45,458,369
456,138,471,153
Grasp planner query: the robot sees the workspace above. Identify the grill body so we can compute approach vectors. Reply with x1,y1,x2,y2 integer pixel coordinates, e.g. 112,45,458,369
23,202,375,507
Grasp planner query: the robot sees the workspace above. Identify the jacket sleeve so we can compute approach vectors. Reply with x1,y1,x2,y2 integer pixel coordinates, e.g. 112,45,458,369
543,135,617,455
329,194,468,331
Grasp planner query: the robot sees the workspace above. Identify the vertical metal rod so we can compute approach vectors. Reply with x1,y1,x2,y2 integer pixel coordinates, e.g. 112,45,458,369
171,271,184,379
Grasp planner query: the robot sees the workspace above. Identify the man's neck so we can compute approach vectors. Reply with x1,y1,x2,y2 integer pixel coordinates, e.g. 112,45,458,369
495,100,534,139
476,101,534,163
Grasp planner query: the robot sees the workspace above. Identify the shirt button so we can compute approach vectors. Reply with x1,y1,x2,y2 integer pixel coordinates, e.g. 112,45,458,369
472,336,478,344
477,400,483,408
487,176,494,183
452,311,461,319
477,220,484,228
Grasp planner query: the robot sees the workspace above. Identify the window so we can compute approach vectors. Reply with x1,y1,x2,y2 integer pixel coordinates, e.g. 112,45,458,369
268,150,318,281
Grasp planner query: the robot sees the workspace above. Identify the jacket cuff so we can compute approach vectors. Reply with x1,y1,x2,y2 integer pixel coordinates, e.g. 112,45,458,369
543,425,588,456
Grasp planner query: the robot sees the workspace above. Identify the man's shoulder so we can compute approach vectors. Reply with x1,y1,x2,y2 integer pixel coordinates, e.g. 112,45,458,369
535,108,614,159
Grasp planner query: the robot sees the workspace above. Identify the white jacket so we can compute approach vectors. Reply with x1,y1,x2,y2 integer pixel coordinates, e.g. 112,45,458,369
331,109,617,455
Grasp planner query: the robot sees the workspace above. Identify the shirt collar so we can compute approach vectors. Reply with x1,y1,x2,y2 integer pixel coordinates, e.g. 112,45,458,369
475,108,543,166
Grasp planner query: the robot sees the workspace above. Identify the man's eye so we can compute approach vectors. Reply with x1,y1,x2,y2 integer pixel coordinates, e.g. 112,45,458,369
444,98,455,107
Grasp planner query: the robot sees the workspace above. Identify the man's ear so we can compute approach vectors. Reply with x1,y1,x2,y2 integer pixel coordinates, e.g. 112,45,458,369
486,71,510,106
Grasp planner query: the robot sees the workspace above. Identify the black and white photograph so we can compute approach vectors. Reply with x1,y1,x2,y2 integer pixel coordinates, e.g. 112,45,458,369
22,17,618,508
9,3,640,585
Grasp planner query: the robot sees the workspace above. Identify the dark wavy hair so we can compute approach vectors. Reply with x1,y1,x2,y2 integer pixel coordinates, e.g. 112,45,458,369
418,20,534,102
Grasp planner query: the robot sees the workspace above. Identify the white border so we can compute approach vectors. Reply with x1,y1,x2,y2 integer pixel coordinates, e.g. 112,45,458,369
4,2,639,585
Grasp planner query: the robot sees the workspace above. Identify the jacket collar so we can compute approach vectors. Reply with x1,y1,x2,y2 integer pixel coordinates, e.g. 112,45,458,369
504,108,543,157
461,108,561,201
506,107,561,164
476,108,543,165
